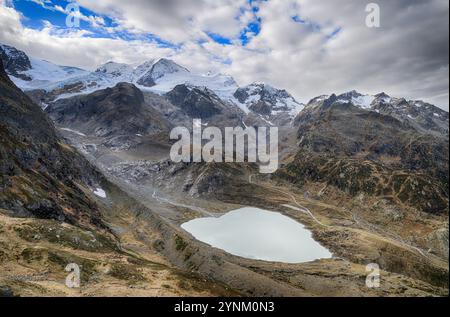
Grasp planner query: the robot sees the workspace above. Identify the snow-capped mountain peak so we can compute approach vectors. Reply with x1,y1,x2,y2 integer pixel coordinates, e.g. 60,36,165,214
233,82,304,117
2,43,240,103
0,44,32,80
305,90,448,136
132,60,155,78
134,58,189,88
374,92,392,103
95,61,133,78
1,44,89,90
0,44,31,66
336,90,376,109
148,58,189,80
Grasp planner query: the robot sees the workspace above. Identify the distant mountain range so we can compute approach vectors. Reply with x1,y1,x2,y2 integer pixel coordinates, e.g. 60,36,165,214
2,43,448,211
0,43,302,121
0,42,448,296
1,43,447,136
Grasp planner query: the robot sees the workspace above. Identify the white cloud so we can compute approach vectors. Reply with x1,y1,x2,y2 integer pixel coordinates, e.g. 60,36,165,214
226,0,449,109
0,4,174,69
0,0,448,110
75,0,251,43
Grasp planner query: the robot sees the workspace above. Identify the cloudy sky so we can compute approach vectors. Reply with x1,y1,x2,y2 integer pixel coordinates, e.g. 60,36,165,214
0,0,449,110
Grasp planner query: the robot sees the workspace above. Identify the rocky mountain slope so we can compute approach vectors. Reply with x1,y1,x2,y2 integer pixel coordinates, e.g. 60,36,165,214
0,44,32,80
0,59,244,297
0,43,448,297
234,82,304,116
276,94,449,215
46,82,171,150
11,37,444,218
309,90,449,137
0,59,105,229
165,84,244,125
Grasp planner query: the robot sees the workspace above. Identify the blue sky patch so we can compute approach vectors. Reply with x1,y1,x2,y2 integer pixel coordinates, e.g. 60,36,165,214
13,0,67,29
11,0,180,48
206,32,233,45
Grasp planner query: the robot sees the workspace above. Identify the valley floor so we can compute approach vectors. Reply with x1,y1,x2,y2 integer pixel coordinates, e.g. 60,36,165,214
1,130,448,298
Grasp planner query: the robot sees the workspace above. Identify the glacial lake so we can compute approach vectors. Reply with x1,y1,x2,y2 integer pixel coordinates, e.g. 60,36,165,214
181,207,332,264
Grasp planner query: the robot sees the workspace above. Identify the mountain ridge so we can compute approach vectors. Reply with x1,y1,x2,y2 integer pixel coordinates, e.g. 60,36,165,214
0,58,107,229
0,43,448,297
1,43,448,126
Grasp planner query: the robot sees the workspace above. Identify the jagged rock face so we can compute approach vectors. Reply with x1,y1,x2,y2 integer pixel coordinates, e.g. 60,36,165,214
0,44,32,81
295,100,415,157
143,91,193,127
282,96,449,214
166,84,225,119
0,59,105,229
372,97,449,137
47,82,170,139
249,100,272,116
0,62,56,144
335,90,375,109
234,83,304,116
136,73,156,87
312,91,449,137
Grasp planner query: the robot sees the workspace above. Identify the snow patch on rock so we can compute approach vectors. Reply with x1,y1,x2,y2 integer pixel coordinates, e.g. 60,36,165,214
93,188,107,198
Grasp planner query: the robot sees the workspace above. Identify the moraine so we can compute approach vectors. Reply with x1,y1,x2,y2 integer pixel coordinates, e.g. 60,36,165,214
181,207,332,264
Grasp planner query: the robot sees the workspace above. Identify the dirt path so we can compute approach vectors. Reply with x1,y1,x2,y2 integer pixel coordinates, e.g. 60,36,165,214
151,190,216,217
248,174,436,262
